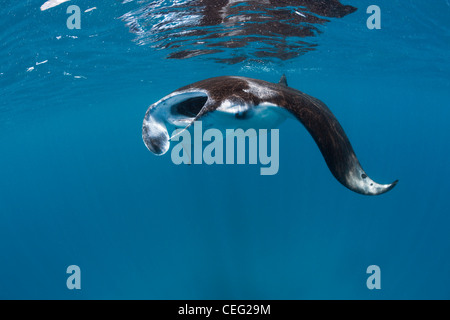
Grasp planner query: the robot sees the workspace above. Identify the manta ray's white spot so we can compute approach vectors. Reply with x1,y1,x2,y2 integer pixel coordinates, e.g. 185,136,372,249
217,99,251,115
243,81,277,99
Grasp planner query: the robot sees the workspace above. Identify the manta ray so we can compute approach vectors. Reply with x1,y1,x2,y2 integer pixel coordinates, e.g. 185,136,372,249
142,75,398,195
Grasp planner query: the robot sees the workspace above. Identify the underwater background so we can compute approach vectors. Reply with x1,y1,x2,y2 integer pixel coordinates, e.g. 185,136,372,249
0,0,449,299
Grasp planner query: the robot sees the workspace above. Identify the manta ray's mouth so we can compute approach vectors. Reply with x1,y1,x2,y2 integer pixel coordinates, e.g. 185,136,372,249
170,95,208,118
143,91,209,155
162,91,209,124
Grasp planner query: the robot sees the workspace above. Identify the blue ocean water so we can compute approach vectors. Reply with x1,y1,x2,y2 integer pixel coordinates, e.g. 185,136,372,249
0,0,449,299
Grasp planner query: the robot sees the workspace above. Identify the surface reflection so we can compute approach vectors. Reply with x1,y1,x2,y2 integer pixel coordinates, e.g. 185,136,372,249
121,0,357,63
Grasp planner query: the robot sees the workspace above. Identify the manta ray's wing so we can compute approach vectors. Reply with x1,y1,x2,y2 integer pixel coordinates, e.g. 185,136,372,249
274,85,398,196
